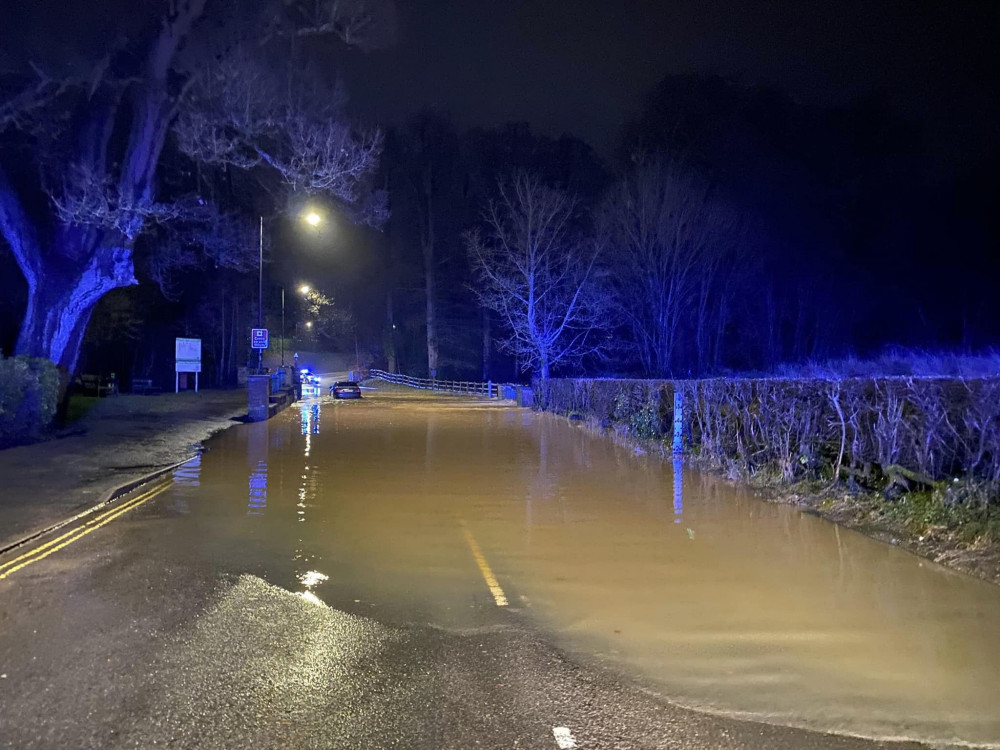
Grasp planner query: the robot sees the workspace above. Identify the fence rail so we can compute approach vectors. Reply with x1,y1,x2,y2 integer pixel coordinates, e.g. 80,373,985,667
368,369,518,399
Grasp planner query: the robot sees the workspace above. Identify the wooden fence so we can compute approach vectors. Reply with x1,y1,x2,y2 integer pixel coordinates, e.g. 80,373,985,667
368,369,516,399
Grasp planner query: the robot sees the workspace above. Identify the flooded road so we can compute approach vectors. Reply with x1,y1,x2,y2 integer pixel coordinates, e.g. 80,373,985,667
154,389,1000,748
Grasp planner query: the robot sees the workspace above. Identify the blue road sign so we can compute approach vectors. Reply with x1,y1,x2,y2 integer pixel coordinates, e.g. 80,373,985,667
251,328,269,349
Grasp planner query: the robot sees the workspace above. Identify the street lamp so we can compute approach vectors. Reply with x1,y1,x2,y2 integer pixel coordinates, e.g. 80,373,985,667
258,216,264,374
257,209,325,374
281,282,317,366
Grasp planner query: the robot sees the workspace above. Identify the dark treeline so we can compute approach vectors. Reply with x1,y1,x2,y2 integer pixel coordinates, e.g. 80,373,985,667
375,74,1000,382
3,67,998,386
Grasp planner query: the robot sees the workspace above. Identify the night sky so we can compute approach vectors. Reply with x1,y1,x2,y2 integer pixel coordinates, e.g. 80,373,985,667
334,0,1000,172
4,0,998,170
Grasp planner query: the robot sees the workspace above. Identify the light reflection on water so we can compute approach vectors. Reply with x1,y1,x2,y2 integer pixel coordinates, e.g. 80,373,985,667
173,455,202,487
672,456,683,523
168,454,202,514
247,463,267,516
190,392,1000,747
247,423,269,516
300,402,320,436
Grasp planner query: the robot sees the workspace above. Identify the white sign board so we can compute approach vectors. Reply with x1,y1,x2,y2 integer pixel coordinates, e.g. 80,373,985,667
175,337,202,392
176,337,201,362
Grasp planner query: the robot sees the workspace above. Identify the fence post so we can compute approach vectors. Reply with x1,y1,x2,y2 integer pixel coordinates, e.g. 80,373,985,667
672,389,684,454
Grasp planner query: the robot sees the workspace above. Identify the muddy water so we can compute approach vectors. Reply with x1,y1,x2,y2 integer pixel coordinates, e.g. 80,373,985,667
171,391,1000,747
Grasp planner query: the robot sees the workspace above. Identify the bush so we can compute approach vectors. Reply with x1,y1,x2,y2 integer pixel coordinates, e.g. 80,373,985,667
0,355,60,447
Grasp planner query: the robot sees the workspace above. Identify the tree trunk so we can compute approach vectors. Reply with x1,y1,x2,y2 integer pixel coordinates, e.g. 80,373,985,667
1,0,203,380
482,308,491,381
424,257,437,377
219,291,227,387
384,287,398,373
422,169,438,378
16,241,137,372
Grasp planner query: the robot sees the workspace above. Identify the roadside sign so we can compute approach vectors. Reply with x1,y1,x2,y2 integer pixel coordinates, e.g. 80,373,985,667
251,328,269,349
175,337,201,362
175,337,202,393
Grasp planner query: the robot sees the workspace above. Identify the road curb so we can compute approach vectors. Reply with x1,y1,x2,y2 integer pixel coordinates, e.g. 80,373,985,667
0,455,198,558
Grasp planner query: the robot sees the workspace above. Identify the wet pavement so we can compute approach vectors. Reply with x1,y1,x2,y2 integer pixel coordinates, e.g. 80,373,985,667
0,390,247,549
0,389,998,748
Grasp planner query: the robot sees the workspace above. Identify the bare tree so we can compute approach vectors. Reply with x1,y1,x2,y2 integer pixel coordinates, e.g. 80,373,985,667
174,47,384,218
385,114,463,378
0,0,389,377
143,205,261,300
466,172,608,380
301,287,353,341
599,156,745,376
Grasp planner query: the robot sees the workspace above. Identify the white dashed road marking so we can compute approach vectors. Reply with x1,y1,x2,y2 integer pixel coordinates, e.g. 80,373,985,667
552,726,577,748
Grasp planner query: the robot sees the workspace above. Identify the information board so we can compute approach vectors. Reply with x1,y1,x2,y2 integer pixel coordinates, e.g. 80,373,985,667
251,328,269,349
175,337,202,392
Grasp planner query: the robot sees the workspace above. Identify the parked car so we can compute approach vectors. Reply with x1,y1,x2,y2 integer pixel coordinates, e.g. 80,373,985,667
330,381,362,399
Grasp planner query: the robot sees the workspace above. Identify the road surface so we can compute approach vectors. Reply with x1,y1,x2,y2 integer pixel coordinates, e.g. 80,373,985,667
1,389,998,749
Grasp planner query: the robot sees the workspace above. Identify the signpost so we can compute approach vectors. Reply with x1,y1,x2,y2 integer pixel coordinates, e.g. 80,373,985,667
251,328,269,374
175,337,202,393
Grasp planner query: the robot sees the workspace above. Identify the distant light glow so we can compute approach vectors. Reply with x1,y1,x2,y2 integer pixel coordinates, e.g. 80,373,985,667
305,321,313,329
299,284,311,294
304,211,323,227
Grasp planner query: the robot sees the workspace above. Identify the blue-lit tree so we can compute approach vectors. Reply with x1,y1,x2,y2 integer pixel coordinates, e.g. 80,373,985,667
0,0,390,376
466,172,610,380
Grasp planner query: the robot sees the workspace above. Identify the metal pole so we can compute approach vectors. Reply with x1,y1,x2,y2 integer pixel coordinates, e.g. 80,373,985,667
258,216,263,374
280,287,285,367
672,390,684,454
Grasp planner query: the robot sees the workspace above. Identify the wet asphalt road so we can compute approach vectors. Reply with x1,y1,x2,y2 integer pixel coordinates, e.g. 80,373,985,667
0,391,951,749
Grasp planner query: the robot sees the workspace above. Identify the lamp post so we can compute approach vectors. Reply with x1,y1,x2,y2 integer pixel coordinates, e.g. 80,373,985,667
298,285,312,342
258,215,264,374
256,208,324,375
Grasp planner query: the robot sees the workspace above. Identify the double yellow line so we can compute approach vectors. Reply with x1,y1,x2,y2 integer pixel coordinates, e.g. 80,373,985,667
0,481,172,581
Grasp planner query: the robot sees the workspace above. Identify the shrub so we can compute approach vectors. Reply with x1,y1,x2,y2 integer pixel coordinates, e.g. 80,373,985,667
0,355,60,447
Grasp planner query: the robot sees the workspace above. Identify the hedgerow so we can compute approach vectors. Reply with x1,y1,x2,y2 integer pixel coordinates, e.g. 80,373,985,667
0,355,60,448
536,376,1000,520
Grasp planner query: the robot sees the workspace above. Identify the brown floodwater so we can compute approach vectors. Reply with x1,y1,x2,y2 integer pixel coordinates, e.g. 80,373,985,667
162,390,1000,747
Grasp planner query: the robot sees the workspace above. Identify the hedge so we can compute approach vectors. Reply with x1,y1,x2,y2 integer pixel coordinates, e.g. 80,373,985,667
535,376,1000,501
0,355,60,448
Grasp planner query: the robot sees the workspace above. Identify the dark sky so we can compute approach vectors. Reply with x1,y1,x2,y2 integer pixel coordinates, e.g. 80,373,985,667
2,0,997,171
335,0,1000,170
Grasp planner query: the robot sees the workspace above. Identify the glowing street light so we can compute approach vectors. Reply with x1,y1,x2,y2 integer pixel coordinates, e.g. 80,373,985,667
299,284,311,295
305,321,313,329
256,207,326,374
